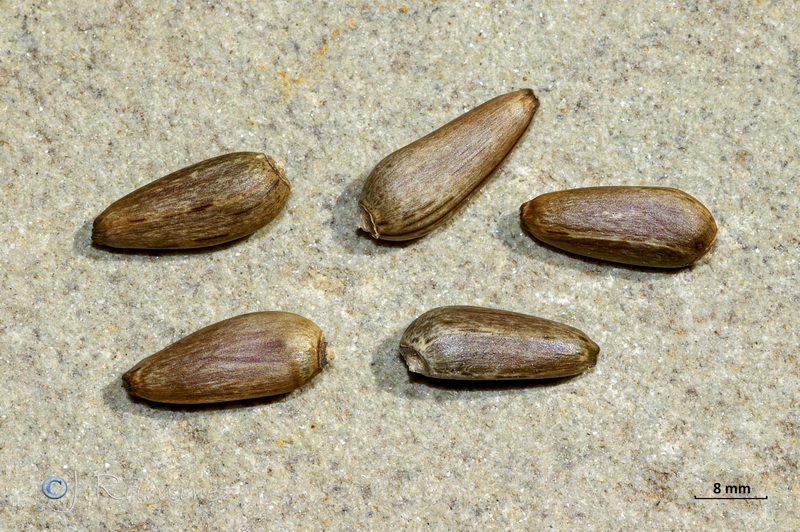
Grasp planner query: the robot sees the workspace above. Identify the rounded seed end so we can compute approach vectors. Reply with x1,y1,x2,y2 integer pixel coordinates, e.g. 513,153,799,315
357,202,379,238
262,154,289,188
91,214,112,247
518,87,540,112
400,346,431,377
584,338,600,369
121,369,136,395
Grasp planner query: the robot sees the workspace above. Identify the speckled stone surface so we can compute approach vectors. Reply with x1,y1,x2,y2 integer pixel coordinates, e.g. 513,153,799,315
2,1,798,529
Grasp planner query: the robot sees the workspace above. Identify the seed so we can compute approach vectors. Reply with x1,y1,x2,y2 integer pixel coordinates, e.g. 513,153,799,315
92,152,290,249
399,306,599,380
358,89,539,241
122,312,328,404
520,186,717,268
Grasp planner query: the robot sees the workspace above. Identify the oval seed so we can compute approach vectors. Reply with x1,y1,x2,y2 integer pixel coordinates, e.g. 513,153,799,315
123,312,328,404
520,186,717,268
93,152,290,249
399,306,599,380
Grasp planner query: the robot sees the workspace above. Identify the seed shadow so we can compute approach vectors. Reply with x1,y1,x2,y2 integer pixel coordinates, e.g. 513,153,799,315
370,332,592,402
334,173,513,256
74,192,294,260
497,211,707,277
330,175,421,256
101,367,326,418
333,100,540,257
74,219,258,261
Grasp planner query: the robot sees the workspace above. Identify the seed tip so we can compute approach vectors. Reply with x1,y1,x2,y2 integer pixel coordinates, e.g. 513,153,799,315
586,339,600,368
263,154,289,187
121,370,133,393
318,336,332,368
519,87,540,112
358,202,379,238
90,217,107,245
400,346,430,376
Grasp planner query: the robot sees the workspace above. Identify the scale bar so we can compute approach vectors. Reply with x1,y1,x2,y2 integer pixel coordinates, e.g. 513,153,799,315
694,496,768,500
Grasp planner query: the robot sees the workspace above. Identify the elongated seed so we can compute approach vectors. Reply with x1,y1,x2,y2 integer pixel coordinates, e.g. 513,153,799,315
399,306,599,380
93,152,290,249
123,312,328,404
520,186,717,268
358,89,539,241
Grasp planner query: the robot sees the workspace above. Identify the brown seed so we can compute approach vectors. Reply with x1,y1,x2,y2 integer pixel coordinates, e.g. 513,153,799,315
399,306,599,380
123,312,328,404
358,89,539,241
93,152,290,249
520,186,717,268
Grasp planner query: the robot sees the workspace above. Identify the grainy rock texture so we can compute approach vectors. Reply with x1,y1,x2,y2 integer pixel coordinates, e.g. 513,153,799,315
1,1,797,529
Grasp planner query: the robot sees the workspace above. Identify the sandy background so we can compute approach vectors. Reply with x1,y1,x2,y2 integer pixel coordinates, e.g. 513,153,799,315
2,1,798,529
